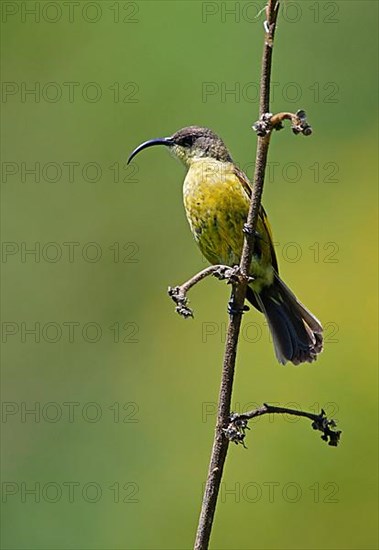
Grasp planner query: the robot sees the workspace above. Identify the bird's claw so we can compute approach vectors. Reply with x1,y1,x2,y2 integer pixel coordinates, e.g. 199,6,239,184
228,297,250,316
243,224,261,239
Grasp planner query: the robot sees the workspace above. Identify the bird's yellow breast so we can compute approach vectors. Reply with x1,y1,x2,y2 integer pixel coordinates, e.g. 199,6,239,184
183,158,274,291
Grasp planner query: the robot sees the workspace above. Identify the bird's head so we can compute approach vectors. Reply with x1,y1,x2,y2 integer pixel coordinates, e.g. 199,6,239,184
127,126,233,166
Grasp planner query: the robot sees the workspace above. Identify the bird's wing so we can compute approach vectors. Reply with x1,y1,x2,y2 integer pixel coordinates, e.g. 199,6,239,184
233,166,279,273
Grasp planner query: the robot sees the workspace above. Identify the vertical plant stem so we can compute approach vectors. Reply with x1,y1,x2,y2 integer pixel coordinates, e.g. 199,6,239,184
194,2,280,548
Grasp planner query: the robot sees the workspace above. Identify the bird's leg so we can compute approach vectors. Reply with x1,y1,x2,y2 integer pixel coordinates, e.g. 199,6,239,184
216,265,253,315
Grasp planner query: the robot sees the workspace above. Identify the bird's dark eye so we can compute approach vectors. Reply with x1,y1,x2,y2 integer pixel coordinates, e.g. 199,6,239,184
179,135,194,147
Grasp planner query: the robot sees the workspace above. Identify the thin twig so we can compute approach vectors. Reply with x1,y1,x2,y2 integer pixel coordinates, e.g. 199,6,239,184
194,2,281,548
168,264,242,318
253,110,313,137
224,404,341,448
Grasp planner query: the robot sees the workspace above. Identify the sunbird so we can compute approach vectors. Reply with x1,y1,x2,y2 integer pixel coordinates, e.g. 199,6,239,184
128,126,323,365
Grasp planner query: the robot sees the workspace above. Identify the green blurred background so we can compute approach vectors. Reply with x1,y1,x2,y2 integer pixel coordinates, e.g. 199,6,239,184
1,1,378,548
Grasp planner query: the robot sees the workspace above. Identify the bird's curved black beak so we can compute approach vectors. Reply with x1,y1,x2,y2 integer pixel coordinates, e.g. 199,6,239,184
127,137,174,164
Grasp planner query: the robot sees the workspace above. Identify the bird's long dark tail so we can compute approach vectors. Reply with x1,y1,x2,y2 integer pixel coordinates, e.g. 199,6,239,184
246,272,323,365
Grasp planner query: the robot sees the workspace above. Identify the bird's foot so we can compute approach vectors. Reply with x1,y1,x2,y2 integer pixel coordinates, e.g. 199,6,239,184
243,224,261,238
228,296,250,316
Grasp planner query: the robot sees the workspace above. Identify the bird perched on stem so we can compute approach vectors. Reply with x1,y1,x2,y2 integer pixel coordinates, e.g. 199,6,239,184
128,126,323,365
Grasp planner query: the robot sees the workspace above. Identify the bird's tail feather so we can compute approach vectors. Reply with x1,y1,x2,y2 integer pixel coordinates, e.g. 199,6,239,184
246,273,323,365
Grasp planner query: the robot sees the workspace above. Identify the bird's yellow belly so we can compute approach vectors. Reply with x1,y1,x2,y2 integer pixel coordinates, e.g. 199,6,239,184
183,159,274,291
